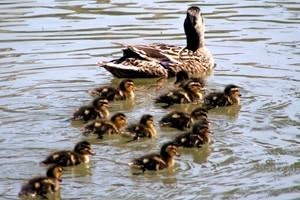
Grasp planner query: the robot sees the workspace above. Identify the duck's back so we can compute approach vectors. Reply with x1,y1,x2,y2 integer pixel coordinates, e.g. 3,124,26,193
131,153,166,171
19,177,58,198
42,151,81,166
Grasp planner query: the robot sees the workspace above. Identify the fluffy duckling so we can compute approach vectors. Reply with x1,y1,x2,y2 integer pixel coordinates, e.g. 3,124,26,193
128,142,180,172
19,165,62,198
172,122,211,148
82,112,127,139
72,98,109,122
88,79,135,101
204,84,241,109
159,107,208,131
126,114,157,141
174,70,206,89
155,80,205,108
41,141,95,166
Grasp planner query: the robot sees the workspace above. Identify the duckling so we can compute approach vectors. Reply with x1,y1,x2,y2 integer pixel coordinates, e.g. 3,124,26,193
126,114,157,141
155,80,205,108
204,84,241,109
19,165,62,198
72,98,109,122
174,70,206,89
159,107,208,131
97,6,214,78
88,79,135,101
172,122,211,148
41,141,95,166
128,142,180,172
82,112,127,139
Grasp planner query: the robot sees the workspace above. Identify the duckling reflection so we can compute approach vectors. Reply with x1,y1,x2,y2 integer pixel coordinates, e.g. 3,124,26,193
72,98,109,122
88,79,135,101
82,112,127,139
19,165,62,199
41,141,95,166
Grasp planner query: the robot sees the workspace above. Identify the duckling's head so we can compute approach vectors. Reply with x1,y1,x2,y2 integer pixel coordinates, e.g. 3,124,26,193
190,107,208,120
160,142,180,158
183,80,205,96
119,79,135,93
140,114,155,127
111,112,127,130
93,98,109,111
192,122,210,134
184,6,204,51
74,141,96,156
224,84,241,104
46,165,63,182
175,70,189,85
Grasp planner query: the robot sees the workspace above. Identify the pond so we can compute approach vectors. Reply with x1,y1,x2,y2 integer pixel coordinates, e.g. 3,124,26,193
0,0,299,199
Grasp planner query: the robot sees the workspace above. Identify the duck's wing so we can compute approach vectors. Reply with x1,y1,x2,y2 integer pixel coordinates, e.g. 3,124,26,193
98,43,184,78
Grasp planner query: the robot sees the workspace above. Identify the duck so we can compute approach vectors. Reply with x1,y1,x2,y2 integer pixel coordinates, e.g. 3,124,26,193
174,70,206,89
172,122,211,148
126,114,157,141
155,79,205,108
19,165,62,199
204,84,241,109
128,142,180,172
72,98,109,122
82,112,127,139
159,107,208,131
41,141,96,166
97,6,214,78
88,79,135,101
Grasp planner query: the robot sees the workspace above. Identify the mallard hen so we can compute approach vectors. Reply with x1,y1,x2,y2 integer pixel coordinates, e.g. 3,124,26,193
97,6,214,78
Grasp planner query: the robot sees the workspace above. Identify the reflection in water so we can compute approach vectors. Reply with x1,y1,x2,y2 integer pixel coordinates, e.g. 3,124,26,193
0,0,299,199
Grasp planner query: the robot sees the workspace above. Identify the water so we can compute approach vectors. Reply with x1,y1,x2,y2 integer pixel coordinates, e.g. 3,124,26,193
0,0,299,199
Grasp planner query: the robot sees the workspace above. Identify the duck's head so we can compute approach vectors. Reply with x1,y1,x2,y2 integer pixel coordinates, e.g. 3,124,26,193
160,142,180,158
46,165,63,182
183,80,205,96
93,98,109,111
74,141,96,156
184,6,204,51
111,112,127,130
224,84,241,104
175,70,189,85
140,114,155,127
119,79,135,94
190,107,208,121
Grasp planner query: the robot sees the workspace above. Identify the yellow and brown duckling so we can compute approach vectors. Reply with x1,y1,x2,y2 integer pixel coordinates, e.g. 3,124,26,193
128,142,180,172
204,84,241,109
155,79,205,108
97,6,214,78
159,107,208,131
41,141,95,166
72,98,109,122
82,112,127,139
126,114,157,141
174,70,206,89
19,165,62,199
88,79,135,101
172,122,211,148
